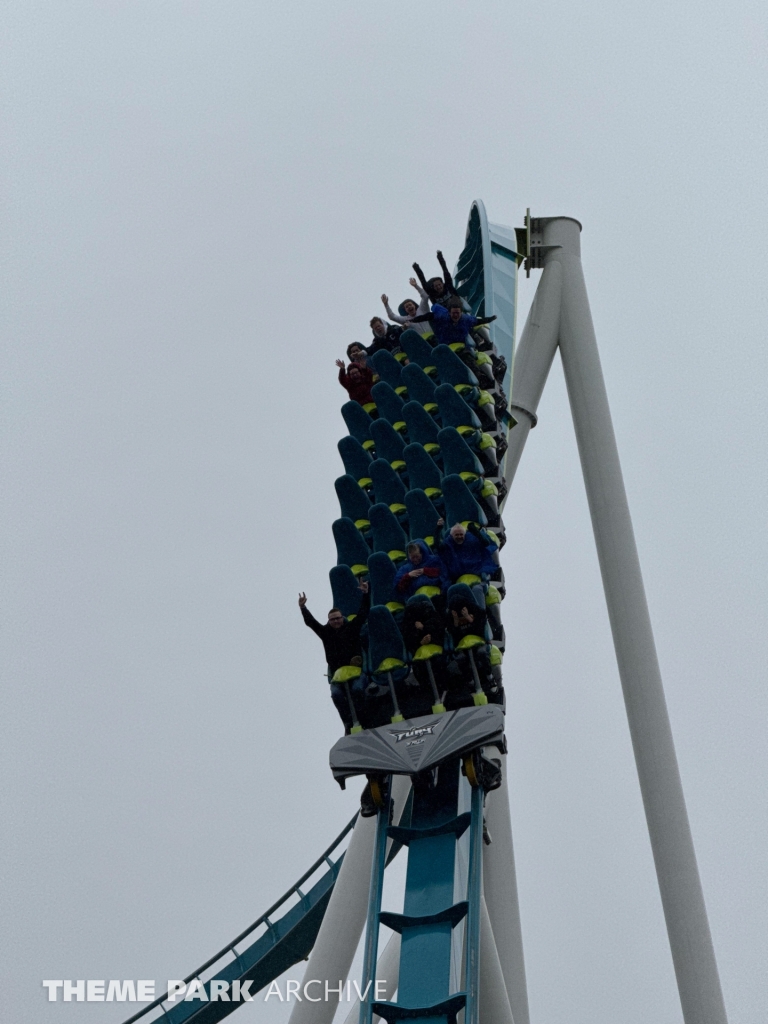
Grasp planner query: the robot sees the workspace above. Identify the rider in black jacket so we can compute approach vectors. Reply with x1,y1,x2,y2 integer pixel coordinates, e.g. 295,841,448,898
368,317,403,356
412,250,459,307
299,585,370,676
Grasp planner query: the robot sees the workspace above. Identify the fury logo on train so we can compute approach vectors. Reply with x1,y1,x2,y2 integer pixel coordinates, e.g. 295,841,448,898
390,725,437,743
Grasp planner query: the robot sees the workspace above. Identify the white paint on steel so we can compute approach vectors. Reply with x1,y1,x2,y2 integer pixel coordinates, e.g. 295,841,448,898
505,214,727,1024
479,893,515,1024
483,753,529,1024
503,256,562,492
288,776,411,1024
552,216,727,1024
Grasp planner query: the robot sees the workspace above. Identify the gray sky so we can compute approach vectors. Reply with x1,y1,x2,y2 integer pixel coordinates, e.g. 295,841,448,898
2,2,766,1023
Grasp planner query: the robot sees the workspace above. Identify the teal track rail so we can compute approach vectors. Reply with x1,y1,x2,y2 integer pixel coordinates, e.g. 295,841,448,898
121,815,357,1024
352,205,519,1024
368,763,481,1024
463,783,485,1024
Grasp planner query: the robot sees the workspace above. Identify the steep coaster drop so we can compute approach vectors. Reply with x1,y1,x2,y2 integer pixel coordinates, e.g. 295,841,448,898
295,210,519,1024
121,203,523,1024
122,204,729,1024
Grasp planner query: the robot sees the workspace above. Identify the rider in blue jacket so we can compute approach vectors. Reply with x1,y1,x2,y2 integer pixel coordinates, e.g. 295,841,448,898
406,296,496,350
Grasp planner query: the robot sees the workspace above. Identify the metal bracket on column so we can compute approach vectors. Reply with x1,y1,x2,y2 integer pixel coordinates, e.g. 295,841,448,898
508,403,538,429
516,209,565,276
514,208,531,275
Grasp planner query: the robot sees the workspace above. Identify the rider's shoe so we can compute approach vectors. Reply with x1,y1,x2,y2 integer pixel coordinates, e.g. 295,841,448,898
360,781,377,817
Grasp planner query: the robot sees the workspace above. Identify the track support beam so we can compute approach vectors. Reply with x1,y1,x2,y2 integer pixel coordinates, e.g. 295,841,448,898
506,215,728,1024
479,893,515,1024
483,752,529,1024
288,777,410,1024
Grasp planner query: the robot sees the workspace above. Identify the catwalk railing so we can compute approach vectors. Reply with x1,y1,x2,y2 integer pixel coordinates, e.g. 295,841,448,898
121,815,358,1024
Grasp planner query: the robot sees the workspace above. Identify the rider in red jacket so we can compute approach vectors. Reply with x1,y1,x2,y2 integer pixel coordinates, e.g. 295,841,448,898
336,358,375,406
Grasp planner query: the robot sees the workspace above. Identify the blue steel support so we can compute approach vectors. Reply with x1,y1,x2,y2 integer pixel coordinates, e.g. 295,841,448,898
398,766,460,1015
359,800,390,1024
373,762,469,1024
463,784,484,1024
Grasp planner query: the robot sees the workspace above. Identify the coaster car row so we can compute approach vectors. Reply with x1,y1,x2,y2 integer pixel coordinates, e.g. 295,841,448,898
330,551,505,649
342,379,509,475
338,423,505,527
329,586,505,735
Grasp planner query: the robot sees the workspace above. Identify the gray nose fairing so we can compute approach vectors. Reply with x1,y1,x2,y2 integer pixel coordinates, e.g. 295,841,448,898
329,705,505,785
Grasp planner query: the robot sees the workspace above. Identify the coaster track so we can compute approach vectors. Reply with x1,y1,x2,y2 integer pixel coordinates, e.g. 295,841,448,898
121,204,729,1024
123,201,521,1024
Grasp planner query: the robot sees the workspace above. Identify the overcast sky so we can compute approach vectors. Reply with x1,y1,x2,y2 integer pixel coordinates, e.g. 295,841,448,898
2,2,767,1023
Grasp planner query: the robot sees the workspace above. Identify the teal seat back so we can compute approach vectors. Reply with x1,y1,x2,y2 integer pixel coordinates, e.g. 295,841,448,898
442,474,487,528
368,604,408,673
437,427,484,477
370,349,405,391
370,459,407,509
399,329,437,372
402,363,438,406
404,489,441,545
369,503,408,560
332,517,372,573
402,401,440,447
341,401,375,448
335,475,372,523
367,552,399,609
329,565,363,618
370,419,407,467
432,344,479,387
403,443,442,493
338,436,373,483
435,384,481,431
447,582,475,608
371,382,405,428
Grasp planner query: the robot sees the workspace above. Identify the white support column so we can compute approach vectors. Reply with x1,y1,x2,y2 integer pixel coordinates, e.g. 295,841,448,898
549,217,728,1024
342,932,401,1024
483,754,529,1024
479,893,515,1024
503,256,562,490
288,777,411,1024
